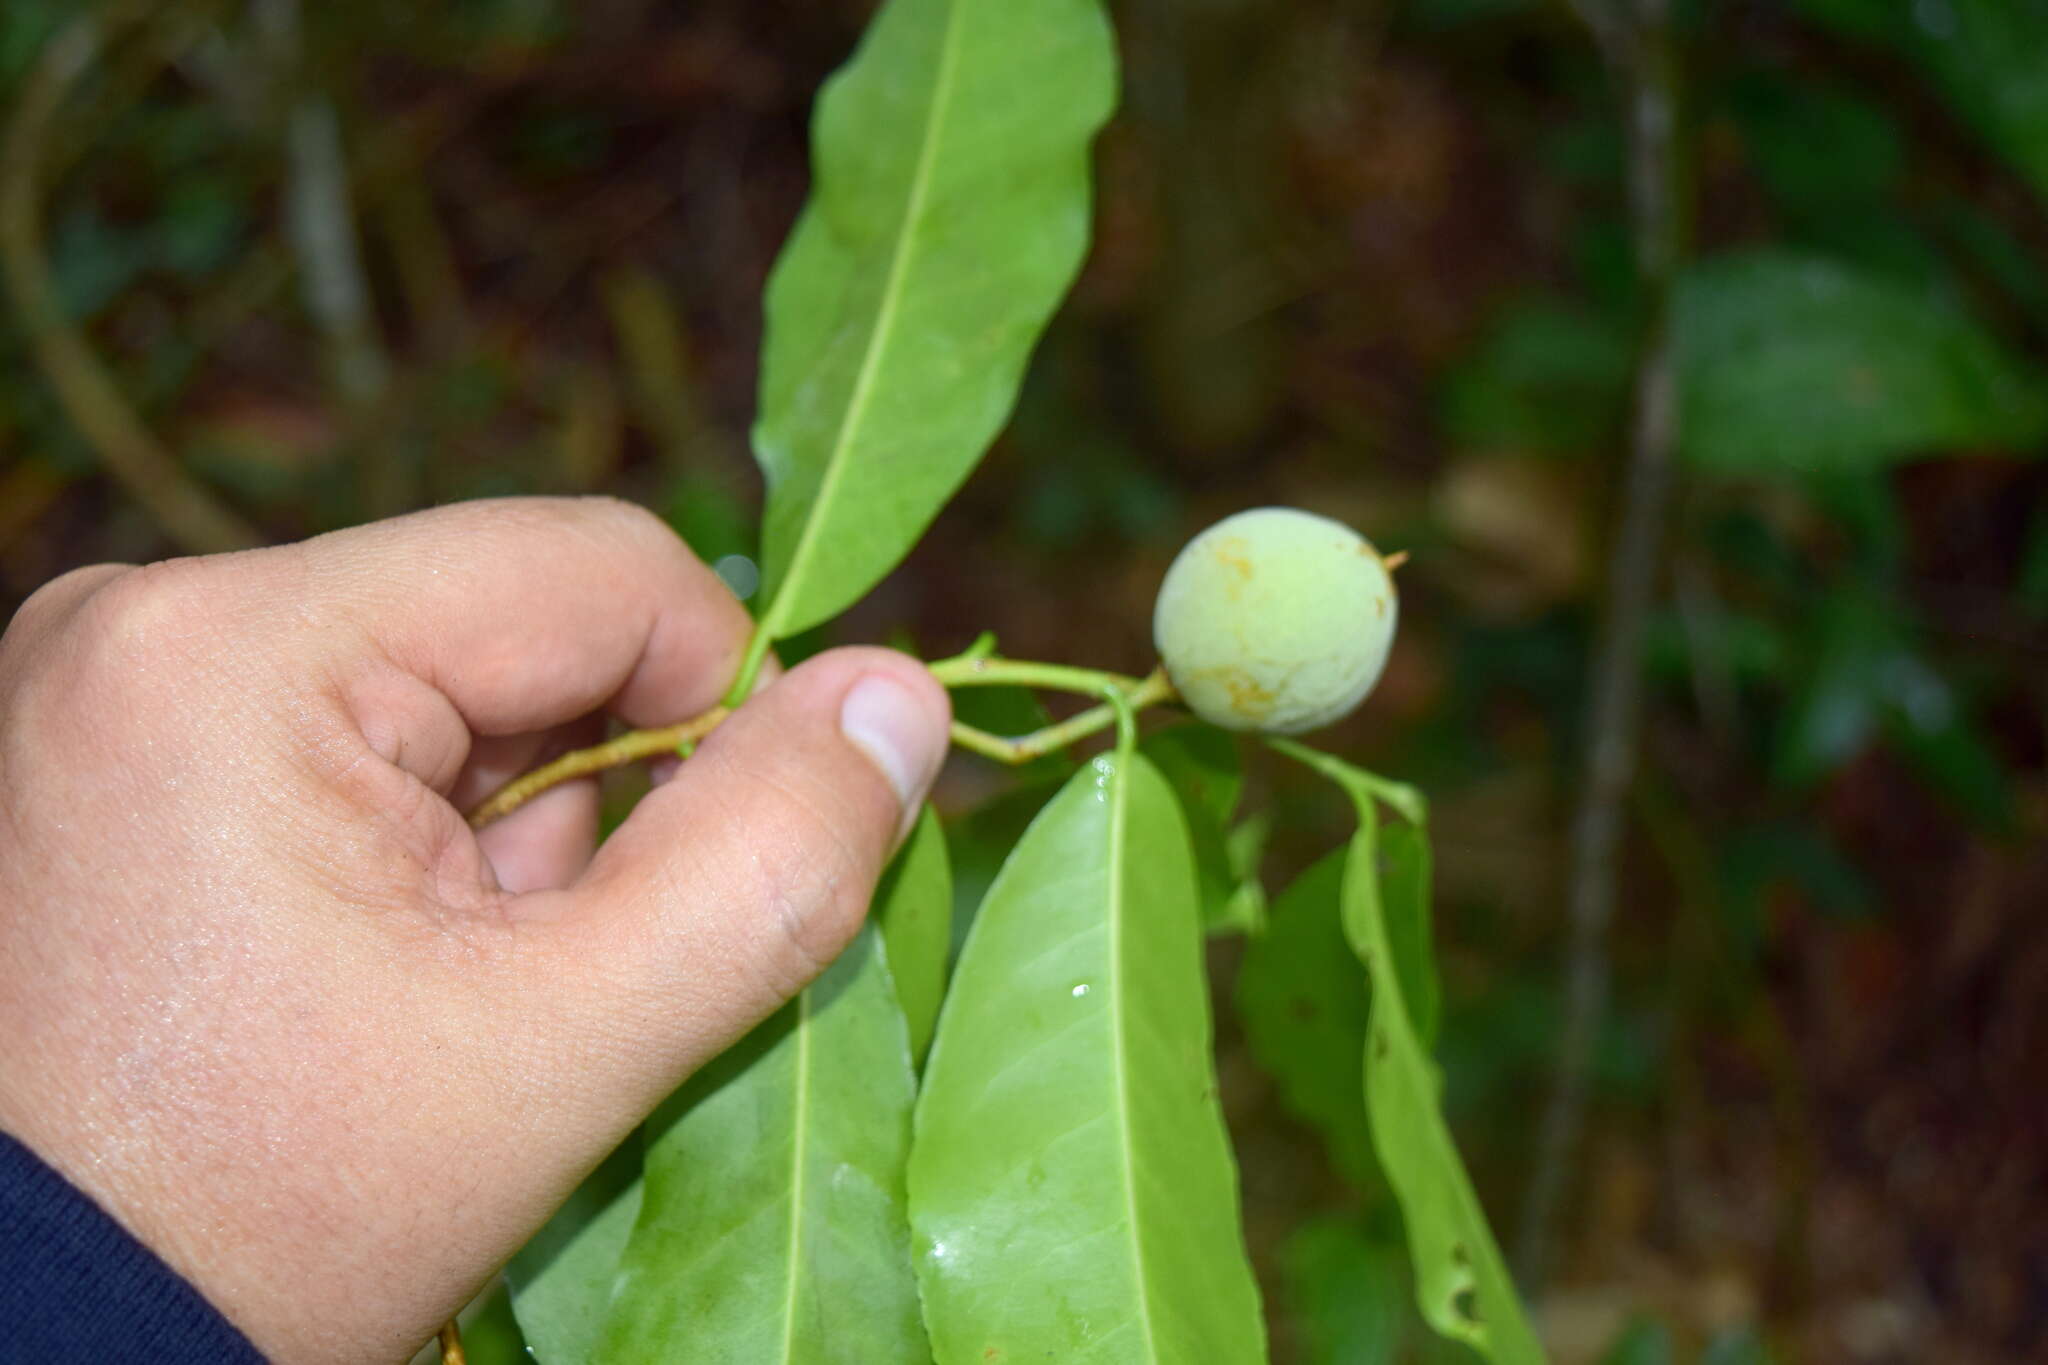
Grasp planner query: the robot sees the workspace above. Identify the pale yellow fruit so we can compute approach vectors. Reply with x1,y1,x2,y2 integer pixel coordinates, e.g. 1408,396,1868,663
1152,507,1398,734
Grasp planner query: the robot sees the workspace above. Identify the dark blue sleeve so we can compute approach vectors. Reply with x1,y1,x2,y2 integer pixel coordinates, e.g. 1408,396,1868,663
1,1128,266,1363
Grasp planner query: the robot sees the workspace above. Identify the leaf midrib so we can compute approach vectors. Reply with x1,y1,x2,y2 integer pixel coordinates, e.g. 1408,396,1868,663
779,988,814,1362
762,0,968,636
1107,760,1162,1361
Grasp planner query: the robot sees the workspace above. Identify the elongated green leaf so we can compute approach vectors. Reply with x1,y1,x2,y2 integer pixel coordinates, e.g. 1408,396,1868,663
1235,851,1377,1188
944,774,1066,959
1676,250,2048,472
750,0,1117,643
1281,1216,1409,1365
596,927,925,1362
1269,741,1540,1364
1220,812,1271,935
1379,820,1441,1051
507,1150,643,1364
909,752,1267,1363
1143,723,1255,934
1143,723,1241,829
1341,805,1542,1364
875,804,952,1067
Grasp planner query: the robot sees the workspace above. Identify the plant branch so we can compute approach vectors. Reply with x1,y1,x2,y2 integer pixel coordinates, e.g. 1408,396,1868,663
1516,0,1684,1292
466,707,731,828
469,659,1180,826
947,666,1177,765
0,9,260,555
925,652,1150,695
1266,736,1428,827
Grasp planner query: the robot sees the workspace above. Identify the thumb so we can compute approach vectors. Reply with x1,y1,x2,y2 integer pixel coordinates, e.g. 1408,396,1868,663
530,646,950,1118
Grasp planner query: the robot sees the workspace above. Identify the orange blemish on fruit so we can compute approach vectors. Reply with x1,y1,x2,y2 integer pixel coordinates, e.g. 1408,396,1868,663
1196,667,1276,718
1212,537,1255,579
1211,536,1257,603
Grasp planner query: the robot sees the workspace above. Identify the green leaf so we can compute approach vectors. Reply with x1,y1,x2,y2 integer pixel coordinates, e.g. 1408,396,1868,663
1937,200,2048,324
908,752,1267,1363
1772,584,2010,826
1379,819,1442,1052
1338,804,1543,1364
942,775,1064,960
749,0,1118,646
1600,1318,1675,1365
1722,72,1905,214
1280,1216,1408,1365
1717,72,1952,290
875,805,953,1066
507,1147,643,1364
1676,250,2048,472
596,927,926,1362
1142,723,1240,828
454,1284,527,1365
1143,723,1255,935
1219,812,1272,935
1268,742,1541,1365
1887,694,2015,831
1437,296,1633,456
1235,851,1377,1188
1797,0,2048,208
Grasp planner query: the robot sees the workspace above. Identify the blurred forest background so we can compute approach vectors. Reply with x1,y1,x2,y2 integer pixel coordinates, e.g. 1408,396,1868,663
1,0,2044,1362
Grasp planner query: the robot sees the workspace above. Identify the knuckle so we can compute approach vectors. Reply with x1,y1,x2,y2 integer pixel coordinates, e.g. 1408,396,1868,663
6,563,125,643
81,557,228,658
570,495,698,567
0,567,120,711
26,557,247,732
469,495,694,573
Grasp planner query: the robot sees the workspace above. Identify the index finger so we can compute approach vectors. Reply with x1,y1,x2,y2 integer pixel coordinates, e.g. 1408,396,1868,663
289,496,754,737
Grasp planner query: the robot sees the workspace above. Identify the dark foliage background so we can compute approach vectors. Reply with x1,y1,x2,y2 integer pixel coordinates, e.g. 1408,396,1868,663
2,1,2044,1361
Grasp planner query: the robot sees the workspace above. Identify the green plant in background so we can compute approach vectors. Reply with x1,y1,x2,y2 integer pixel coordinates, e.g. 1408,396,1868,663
474,0,1543,1361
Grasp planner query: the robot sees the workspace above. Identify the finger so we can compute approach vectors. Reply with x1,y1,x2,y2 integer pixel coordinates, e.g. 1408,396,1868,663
519,647,951,1114
281,497,753,753
467,718,606,892
475,776,600,894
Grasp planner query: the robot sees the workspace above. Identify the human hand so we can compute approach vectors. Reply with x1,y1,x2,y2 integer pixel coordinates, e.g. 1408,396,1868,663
0,497,950,1363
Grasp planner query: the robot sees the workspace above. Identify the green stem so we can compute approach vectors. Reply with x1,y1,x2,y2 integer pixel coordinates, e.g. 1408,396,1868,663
1102,678,1139,757
477,654,1181,825
1266,737,1427,827
946,664,1175,766
723,624,777,708
926,652,1148,695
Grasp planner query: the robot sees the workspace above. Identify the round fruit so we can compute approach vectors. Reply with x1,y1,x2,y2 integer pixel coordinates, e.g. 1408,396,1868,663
1152,507,1398,734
